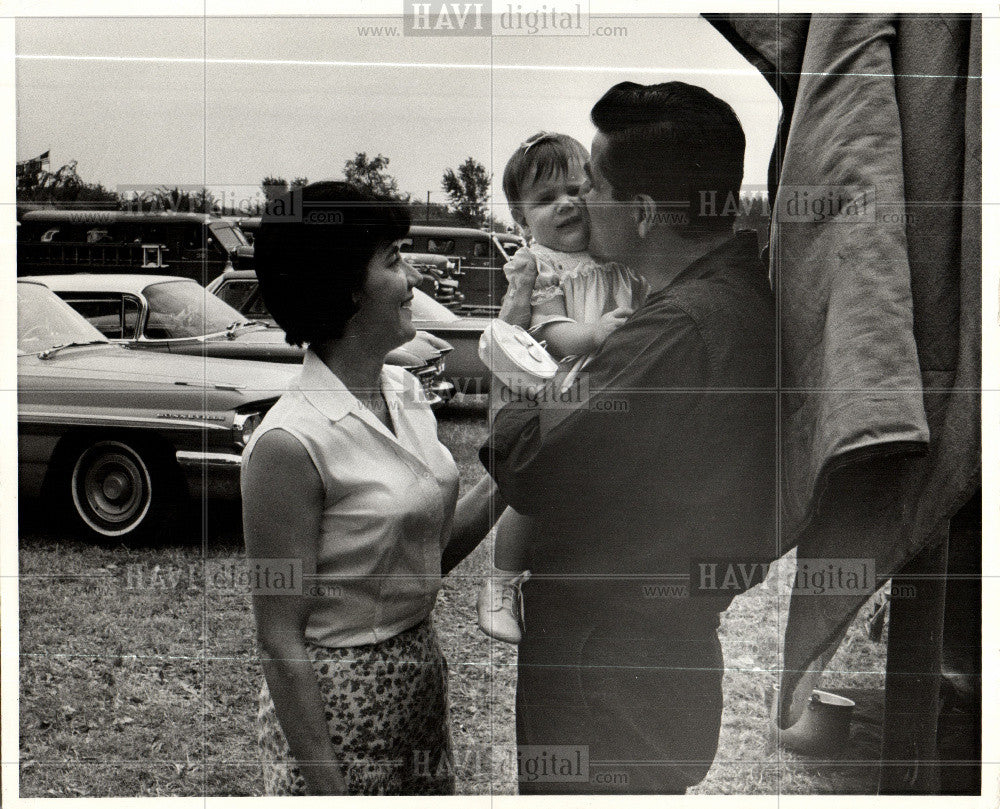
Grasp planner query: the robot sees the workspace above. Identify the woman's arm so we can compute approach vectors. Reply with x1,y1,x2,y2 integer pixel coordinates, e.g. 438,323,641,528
441,473,505,575
243,429,348,796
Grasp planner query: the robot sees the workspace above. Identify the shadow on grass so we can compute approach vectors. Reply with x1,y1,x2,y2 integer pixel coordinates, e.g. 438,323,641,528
19,495,246,553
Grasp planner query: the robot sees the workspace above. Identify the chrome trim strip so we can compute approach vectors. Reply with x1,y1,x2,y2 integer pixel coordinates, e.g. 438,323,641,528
133,330,252,345
18,411,232,432
176,450,243,468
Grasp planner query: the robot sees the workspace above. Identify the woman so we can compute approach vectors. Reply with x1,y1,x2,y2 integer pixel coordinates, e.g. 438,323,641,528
241,181,497,795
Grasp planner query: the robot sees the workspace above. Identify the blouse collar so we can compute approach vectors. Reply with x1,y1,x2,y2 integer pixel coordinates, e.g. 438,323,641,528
294,349,421,447
294,349,356,422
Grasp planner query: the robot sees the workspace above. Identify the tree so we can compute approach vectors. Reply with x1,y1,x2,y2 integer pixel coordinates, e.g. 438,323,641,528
261,176,289,202
16,158,118,208
125,186,216,214
408,199,463,227
442,157,491,228
342,153,407,200
484,210,512,233
256,176,309,215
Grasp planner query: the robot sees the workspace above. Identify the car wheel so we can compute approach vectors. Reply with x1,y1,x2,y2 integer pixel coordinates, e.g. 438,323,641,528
67,439,179,542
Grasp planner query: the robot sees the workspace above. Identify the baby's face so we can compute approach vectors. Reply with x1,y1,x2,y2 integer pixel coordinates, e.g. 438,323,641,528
518,163,589,253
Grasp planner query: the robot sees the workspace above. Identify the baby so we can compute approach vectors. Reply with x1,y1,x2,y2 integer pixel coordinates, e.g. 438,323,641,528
478,131,649,642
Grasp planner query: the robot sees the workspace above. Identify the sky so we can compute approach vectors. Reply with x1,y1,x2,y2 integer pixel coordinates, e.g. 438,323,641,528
15,14,781,220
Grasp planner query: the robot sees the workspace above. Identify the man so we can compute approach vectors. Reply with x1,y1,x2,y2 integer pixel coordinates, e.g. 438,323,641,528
482,81,777,794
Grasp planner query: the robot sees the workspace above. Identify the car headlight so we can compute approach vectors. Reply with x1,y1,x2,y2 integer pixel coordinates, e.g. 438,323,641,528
232,411,262,449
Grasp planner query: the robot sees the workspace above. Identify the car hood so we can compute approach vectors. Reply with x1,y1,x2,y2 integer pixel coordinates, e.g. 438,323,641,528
221,327,444,366
412,315,492,332
20,343,295,394
398,332,446,363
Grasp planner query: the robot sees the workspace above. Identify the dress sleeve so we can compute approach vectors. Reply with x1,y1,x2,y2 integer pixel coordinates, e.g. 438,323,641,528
529,284,575,332
480,305,709,516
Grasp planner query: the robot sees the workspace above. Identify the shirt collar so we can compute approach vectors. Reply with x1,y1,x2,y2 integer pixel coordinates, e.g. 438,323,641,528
294,349,356,422
645,230,765,304
294,350,411,437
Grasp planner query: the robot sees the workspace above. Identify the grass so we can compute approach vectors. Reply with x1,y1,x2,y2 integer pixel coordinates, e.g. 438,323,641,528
18,397,886,796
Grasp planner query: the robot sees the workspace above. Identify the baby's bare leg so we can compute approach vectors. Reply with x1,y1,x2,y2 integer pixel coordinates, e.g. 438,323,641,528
479,507,532,643
494,506,533,572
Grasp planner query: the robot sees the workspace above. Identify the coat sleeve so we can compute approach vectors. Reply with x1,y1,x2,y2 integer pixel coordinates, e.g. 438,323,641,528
480,305,709,516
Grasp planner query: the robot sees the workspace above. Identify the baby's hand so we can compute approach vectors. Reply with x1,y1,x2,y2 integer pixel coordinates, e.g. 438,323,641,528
594,306,632,347
503,247,539,286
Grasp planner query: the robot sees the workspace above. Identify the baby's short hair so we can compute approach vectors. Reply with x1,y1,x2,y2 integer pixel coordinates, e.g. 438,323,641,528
502,131,588,221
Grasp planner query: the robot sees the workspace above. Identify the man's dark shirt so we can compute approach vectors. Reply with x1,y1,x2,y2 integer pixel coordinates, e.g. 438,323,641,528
481,231,777,619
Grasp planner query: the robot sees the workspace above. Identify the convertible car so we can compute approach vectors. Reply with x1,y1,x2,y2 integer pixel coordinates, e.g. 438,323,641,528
207,269,494,394
17,280,296,542
25,273,456,405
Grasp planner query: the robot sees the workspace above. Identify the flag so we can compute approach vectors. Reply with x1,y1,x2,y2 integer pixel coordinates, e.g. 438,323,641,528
17,150,50,168
16,150,51,181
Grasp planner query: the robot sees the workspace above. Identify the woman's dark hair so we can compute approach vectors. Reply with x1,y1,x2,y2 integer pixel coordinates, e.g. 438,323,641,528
254,181,411,346
502,132,589,224
590,81,745,236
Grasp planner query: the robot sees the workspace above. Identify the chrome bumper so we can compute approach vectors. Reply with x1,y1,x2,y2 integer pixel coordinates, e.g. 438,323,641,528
430,379,456,406
412,364,456,409
176,450,244,499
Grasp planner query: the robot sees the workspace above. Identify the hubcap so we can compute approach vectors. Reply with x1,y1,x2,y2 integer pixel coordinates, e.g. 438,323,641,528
71,442,153,536
101,473,128,501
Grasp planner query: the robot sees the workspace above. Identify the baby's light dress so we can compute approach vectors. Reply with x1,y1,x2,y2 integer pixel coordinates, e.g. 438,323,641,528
526,243,649,344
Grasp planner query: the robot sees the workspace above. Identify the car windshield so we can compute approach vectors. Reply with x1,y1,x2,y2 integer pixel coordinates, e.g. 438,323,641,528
18,282,109,354
213,279,258,312
143,279,249,339
209,222,249,251
495,237,520,261
411,289,459,322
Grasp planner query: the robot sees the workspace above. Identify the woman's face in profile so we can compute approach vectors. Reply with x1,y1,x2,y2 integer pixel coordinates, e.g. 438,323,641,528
350,240,422,352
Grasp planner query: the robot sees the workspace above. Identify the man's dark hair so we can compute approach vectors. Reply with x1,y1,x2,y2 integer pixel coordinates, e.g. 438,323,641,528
502,131,589,224
590,81,745,235
254,181,410,347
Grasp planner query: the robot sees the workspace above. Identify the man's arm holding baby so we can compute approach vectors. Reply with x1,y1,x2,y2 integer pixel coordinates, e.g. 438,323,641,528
481,306,708,517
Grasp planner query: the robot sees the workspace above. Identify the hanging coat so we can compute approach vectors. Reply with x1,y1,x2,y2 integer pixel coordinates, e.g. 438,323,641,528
704,12,981,724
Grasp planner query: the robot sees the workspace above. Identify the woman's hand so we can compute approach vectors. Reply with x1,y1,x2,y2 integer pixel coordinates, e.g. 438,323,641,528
442,474,505,574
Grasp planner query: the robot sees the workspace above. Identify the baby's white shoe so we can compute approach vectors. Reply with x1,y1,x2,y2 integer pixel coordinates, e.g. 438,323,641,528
477,570,530,644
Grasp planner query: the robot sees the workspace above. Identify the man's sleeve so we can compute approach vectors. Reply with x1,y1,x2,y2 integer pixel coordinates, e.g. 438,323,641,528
480,306,709,516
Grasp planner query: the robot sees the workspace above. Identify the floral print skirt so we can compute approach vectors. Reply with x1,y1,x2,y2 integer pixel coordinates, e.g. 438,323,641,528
256,617,454,795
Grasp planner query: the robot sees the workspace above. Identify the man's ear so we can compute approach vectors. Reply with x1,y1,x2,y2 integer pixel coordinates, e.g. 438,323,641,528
631,194,657,239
